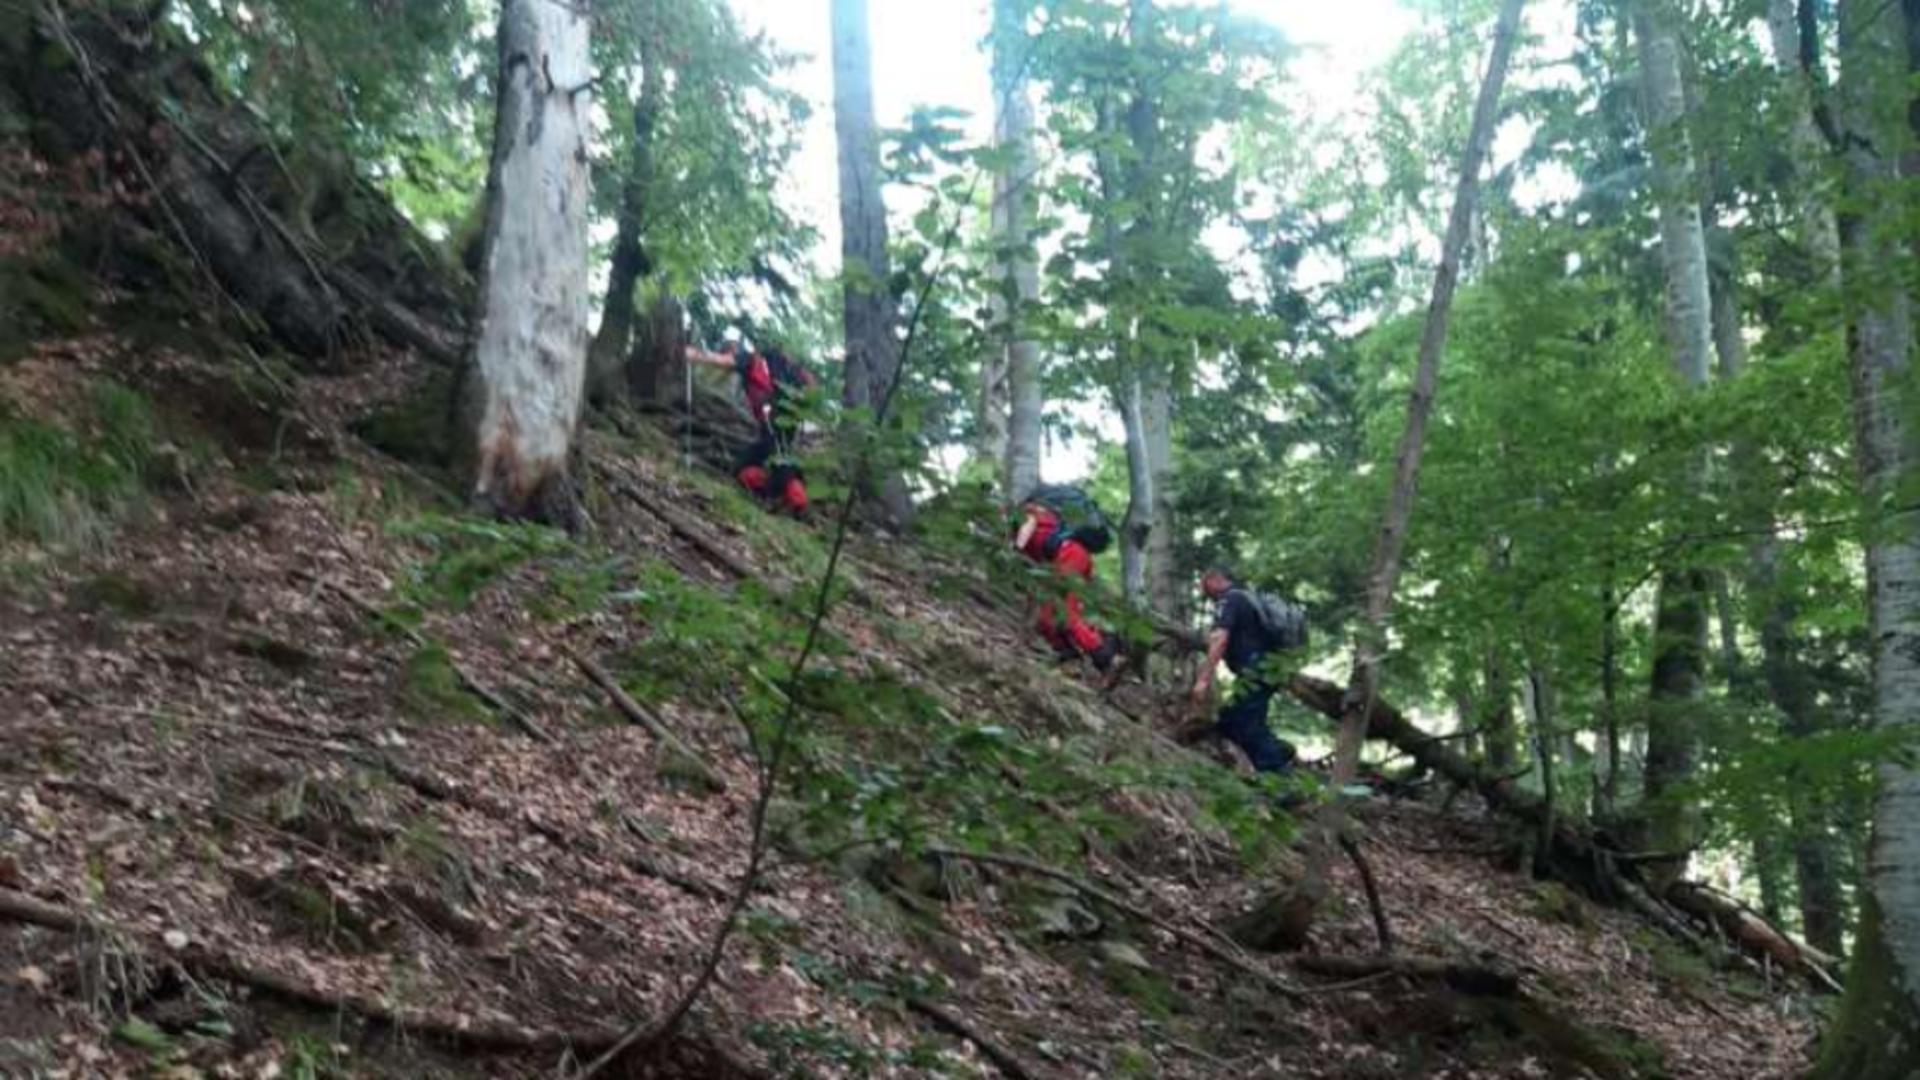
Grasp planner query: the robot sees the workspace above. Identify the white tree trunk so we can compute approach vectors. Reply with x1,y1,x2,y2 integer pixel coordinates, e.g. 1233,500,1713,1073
1765,0,1844,283
465,0,592,523
990,0,1044,503
1817,2,1920,1071
1635,2,1715,389
1635,0,1714,887
831,0,911,526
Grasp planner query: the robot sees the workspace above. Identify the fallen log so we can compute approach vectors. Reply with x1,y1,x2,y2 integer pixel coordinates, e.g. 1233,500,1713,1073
1665,881,1842,992
1281,673,1841,990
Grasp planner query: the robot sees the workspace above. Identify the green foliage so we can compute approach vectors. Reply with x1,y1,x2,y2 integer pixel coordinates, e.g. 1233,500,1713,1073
388,513,576,612
0,380,164,550
396,643,493,728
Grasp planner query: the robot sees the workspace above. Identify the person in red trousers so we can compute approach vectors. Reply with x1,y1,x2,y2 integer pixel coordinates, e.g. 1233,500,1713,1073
686,340,813,517
1014,495,1120,682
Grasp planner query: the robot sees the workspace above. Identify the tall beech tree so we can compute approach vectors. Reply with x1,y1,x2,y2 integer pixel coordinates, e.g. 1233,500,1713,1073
831,0,912,527
1232,0,1527,951
462,0,593,524
1814,0,1920,1072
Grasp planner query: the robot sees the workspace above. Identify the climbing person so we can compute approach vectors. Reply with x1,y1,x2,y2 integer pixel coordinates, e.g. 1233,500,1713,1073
1013,484,1121,684
685,339,816,517
1189,567,1309,776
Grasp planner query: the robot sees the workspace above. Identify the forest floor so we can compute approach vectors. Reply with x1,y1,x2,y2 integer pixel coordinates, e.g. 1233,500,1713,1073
0,326,1825,1078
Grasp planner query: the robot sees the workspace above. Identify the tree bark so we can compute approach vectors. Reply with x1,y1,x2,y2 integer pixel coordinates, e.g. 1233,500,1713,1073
1814,2,1920,1073
1143,367,1181,620
1238,0,1527,952
1118,369,1153,607
1633,0,1714,888
587,4,664,408
995,0,1045,505
1767,0,1844,281
459,0,593,525
831,0,912,528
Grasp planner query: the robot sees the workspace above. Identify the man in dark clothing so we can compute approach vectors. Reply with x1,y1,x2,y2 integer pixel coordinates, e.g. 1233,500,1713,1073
686,340,814,515
1189,567,1297,775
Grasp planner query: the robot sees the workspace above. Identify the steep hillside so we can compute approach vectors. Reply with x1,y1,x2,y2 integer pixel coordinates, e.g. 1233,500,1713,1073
0,323,1824,1079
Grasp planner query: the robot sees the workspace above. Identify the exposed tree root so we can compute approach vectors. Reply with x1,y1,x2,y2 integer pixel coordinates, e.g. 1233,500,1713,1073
1294,952,1520,997
923,846,1305,1001
905,997,1039,1080
0,886,620,1051
1341,834,1394,954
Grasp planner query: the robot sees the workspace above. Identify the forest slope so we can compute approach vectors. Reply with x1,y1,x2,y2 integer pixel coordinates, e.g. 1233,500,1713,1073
0,322,1823,1079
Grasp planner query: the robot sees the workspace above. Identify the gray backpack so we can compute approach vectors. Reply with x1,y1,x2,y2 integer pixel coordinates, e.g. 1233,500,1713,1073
1238,589,1308,650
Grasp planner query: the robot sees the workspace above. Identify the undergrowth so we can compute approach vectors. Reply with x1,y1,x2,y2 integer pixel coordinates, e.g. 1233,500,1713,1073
0,379,167,549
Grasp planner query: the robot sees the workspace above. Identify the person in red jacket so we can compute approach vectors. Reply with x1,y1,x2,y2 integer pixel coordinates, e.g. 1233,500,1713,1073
1014,499,1120,681
686,340,814,516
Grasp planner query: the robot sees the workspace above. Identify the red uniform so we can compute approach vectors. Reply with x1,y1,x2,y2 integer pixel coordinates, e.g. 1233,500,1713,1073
1017,509,1109,658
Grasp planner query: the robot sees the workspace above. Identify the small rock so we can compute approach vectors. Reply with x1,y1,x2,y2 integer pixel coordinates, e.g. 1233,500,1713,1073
162,929,189,951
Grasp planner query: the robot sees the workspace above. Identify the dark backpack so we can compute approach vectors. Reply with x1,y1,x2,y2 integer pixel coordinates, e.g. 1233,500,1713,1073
1237,588,1308,650
1025,484,1113,555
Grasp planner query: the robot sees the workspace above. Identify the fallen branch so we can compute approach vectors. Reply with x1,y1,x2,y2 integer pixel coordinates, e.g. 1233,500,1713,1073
924,846,1303,1001
567,647,724,792
905,998,1038,1080
602,472,756,581
0,887,622,1051
1294,952,1520,997
305,573,554,744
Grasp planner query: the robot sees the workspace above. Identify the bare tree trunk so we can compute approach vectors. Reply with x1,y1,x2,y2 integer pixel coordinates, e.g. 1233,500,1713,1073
1815,5,1920,1072
1766,0,1844,281
1118,369,1152,606
1231,0,1527,952
587,4,663,408
1143,368,1180,619
1482,647,1518,774
989,0,1043,501
1634,0,1714,888
461,0,593,525
1598,573,1622,817
831,0,911,527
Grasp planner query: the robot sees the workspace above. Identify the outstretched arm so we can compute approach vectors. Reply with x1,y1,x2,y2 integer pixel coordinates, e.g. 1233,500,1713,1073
683,344,738,369
1191,628,1230,705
